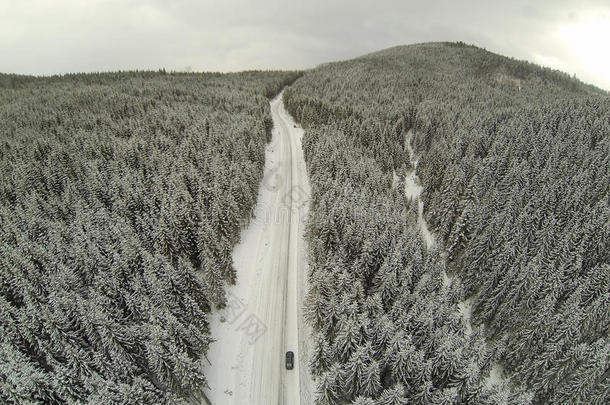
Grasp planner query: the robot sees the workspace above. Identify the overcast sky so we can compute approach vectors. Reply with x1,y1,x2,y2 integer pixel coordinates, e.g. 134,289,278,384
1,0,609,90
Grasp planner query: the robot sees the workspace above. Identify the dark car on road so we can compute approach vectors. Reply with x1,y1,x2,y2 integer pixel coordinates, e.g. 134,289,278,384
285,351,294,370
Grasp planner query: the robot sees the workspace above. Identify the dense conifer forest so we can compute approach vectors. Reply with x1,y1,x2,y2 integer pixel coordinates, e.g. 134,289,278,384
1,42,608,405
284,42,609,404
0,70,299,403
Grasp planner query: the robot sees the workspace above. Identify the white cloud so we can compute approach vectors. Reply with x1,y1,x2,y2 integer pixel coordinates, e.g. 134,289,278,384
556,10,610,89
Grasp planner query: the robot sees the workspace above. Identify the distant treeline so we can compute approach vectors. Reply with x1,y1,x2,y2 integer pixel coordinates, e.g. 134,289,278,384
0,70,299,403
285,42,609,404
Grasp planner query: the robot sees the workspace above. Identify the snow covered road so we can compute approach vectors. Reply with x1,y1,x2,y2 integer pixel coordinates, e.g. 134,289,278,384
202,92,313,405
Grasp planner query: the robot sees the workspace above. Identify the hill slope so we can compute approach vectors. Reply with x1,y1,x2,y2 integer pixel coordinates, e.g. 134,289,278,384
285,42,609,404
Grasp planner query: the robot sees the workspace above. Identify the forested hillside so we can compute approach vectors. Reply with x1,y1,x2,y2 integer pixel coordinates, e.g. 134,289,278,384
285,42,609,404
0,70,298,403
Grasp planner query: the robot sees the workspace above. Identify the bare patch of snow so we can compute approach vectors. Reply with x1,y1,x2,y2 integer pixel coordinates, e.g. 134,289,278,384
485,362,507,388
403,130,435,250
418,200,436,249
441,270,452,289
404,171,423,200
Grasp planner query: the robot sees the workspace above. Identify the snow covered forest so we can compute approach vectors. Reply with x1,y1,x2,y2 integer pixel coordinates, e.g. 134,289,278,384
1,41,608,405
0,70,299,403
284,42,609,404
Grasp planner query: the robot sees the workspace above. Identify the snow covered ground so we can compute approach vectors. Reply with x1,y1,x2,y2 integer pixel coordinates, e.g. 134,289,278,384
404,130,435,249
202,93,313,404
